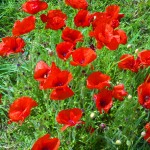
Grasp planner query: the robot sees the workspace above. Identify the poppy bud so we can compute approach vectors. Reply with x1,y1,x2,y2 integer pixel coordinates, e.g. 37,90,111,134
135,49,139,53
141,131,146,137
90,112,95,119
127,94,132,99
127,44,132,49
100,123,106,129
115,140,121,145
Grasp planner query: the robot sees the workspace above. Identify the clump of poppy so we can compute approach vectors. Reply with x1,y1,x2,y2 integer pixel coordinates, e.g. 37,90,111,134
112,84,128,101
90,5,127,50
92,5,124,29
138,50,150,68
34,61,74,100
90,23,127,50
118,54,140,73
56,41,74,60
56,108,84,131
86,71,110,90
61,27,83,46
74,10,94,27
12,16,36,36
8,96,38,124
0,36,25,57
70,47,97,66
137,82,150,109
41,10,67,30
32,134,60,150
143,123,150,144
22,0,48,14
65,0,88,10
94,89,113,114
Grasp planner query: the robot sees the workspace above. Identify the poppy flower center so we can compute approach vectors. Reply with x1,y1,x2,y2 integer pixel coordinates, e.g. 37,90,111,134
13,46,17,51
42,147,50,150
144,95,150,102
128,60,135,68
61,52,67,57
68,119,75,125
80,60,85,64
55,82,63,86
100,99,107,107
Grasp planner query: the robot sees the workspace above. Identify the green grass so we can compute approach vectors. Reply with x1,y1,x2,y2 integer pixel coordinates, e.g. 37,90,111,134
0,0,150,149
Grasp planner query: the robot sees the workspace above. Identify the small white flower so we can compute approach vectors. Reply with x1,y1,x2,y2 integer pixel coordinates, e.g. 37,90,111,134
135,49,139,53
90,112,95,118
115,140,121,145
127,94,132,99
127,44,132,49
116,81,120,84
141,131,146,137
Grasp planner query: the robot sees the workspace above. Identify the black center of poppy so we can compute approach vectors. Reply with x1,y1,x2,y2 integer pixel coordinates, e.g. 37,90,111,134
42,147,50,150
80,60,84,64
68,119,75,125
55,82,63,86
100,100,107,107
144,95,150,102
13,46,17,51
62,52,67,57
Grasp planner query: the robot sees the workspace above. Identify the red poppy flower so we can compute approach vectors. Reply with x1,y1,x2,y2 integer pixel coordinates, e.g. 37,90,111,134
118,54,140,73
34,61,61,89
65,0,88,10
112,84,128,101
74,10,94,27
92,5,124,29
70,47,97,67
34,61,51,82
90,23,127,50
22,0,48,14
114,29,127,45
105,5,124,28
56,108,84,131
50,86,74,100
56,42,74,60
138,50,150,67
144,123,150,143
0,36,25,57
32,134,60,150
94,89,113,114
8,96,38,124
86,71,110,90
61,27,83,46
41,10,67,30
12,16,36,36
138,83,150,109
42,70,73,90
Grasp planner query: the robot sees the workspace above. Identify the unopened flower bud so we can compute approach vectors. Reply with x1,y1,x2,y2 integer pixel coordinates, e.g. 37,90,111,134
90,112,95,119
116,81,120,84
115,140,121,145
141,131,146,137
135,49,139,53
127,94,132,99
127,44,132,49
100,123,106,129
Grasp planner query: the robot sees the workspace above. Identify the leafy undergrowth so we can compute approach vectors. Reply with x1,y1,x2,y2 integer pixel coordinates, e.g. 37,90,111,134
0,0,150,150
